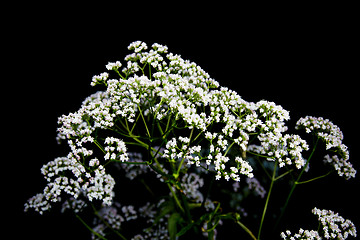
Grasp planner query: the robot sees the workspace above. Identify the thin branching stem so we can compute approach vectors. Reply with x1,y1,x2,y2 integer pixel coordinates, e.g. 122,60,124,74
258,161,277,240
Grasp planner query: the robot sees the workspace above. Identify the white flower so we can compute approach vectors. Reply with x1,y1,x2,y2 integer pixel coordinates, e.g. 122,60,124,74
296,116,349,160
106,61,122,70
128,41,148,53
91,72,109,86
235,156,254,178
89,158,100,167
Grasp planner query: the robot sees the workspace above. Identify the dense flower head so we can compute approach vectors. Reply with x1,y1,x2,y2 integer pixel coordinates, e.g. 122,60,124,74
296,116,355,179
281,207,357,240
280,229,321,240
323,154,356,180
24,156,115,214
312,207,357,240
256,133,309,169
296,116,348,159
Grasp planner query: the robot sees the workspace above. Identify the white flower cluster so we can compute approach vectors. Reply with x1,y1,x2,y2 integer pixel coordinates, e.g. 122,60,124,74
91,203,138,240
26,41,356,239
281,229,321,240
296,116,349,160
312,207,357,240
119,152,149,180
324,154,356,180
163,136,202,167
246,177,267,198
241,101,310,169
296,116,355,179
232,157,254,180
27,41,323,215
61,197,87,213
106,61,122,71
24,156,115,214
130,200,170,240
257,133,309,169
104,137,128,162
180,173,205,203
91,72,109,87
281,207,357,240
128,40,148,53
232,177,266,199
87,41,314,182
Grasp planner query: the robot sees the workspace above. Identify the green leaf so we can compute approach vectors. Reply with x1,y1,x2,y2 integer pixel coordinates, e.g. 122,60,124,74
154,200,174,225
188,203,202,209
176,222,195,237
219,212,236,220
168,212,182,240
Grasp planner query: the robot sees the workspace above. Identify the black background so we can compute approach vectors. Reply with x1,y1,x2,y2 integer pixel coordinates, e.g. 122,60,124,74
8,6,359,239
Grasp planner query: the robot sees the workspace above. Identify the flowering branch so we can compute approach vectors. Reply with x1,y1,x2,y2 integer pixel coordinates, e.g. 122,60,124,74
25,41,356,239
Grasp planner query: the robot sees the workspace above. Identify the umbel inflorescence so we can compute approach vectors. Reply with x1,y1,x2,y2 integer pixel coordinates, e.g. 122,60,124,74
25,41,356,239
281,208,357,240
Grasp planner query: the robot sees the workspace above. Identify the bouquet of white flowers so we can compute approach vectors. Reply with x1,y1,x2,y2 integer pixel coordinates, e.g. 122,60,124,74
25,41,356,240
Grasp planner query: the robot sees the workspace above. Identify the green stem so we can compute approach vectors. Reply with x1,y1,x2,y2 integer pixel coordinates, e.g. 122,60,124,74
130,113,141,134
75,214,108,240
174,128,194,179
114,68,126,80
95,211,128,240
138,105,151,138
94,139,106,154
180,192,192,221
168,183,185,213
165,113,172,133
274,169,294,181
148,62,152,79
254,157,272,180
258,162,277,240
247,150,274,160
274,137,319,230
139,178,155,196
237,220,257,240
157,121,164,136
295,170,333,185
224,141,235,157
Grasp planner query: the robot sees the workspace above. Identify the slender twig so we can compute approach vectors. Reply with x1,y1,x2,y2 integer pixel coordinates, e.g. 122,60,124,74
254,156,272,180
237,220,257,240
224,141,235,157
274,169,294,181
295,170,333,185
258,162,277,240
168,183,185,213
75,214,108,240
94,139,106,154
130,113,141,134
138,105,151,138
